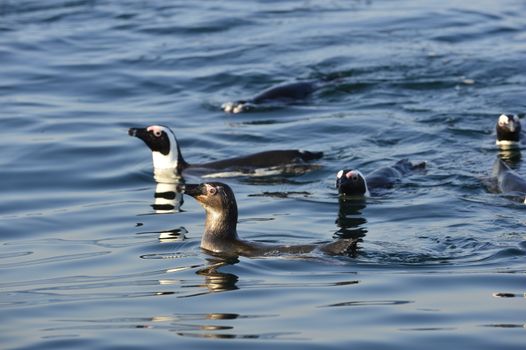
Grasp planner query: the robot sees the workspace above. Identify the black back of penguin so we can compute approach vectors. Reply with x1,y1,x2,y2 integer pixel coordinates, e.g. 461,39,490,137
493,158,526,198
222,81,318,113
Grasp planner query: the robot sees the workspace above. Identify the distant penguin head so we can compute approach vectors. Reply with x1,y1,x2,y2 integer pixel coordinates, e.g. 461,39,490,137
496,114,521,147
184,182,238,218
336,169,369,197
221,100,254,114
128,125,183,170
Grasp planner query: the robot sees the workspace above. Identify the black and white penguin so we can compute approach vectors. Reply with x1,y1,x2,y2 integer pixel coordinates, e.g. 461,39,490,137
496,114,522,149
222,81,318,113
336,159,425,196
129,125,323,176
492,157,526,203
184,182,358,257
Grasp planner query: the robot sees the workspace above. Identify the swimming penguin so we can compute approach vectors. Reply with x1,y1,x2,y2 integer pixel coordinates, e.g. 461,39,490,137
129,125,323,176
336,159,425,196
496,114,522,149
183,182,358,257
222,81,318,113
492,157,526,203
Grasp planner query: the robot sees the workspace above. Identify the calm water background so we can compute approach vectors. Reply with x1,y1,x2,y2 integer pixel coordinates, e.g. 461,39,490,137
1,0,526,349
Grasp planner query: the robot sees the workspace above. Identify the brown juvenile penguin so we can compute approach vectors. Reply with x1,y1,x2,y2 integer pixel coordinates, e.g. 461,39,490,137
184,182,358,257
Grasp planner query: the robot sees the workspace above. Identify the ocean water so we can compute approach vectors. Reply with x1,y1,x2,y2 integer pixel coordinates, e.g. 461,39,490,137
1,0,526,349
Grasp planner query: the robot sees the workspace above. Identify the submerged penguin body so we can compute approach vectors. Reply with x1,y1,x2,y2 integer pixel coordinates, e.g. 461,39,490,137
492,158,526,203
222,81,318,113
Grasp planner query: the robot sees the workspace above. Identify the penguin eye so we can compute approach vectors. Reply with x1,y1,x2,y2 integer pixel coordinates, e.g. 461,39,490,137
352,175,359,181
153,130,162,137
209,187,217,196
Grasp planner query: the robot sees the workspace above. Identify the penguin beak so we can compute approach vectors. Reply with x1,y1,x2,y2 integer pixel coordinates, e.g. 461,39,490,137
184,183,206,198
128,127,148,140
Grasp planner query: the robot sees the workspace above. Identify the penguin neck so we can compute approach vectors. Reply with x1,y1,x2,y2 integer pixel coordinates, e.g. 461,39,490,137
152,150,178,169
201,204,240,252
151,136,189,173
496,126,520,143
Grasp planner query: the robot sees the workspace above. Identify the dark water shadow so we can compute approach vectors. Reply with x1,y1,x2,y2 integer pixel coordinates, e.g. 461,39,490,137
334,197,368,240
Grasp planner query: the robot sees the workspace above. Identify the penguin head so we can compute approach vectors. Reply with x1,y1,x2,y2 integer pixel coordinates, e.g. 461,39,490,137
221,100,255,114
184,182,238,220
336,169,369,197
496,114,521,146
129,125,184,170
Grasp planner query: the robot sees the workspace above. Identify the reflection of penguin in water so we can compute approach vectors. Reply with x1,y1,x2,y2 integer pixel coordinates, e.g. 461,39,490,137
492,157,526,203
336,159,425,196
129,125,323,177
152,182,184,213
183,182,358,257
222,81,318,113
335,198,367,240
496,114,523,149
196,257,239,294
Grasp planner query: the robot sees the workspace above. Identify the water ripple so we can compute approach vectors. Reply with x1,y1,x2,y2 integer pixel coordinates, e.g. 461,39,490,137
2,0,526,349
0,251,111,269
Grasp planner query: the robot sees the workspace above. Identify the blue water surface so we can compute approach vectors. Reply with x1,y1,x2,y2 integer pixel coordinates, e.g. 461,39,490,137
1,0,525,349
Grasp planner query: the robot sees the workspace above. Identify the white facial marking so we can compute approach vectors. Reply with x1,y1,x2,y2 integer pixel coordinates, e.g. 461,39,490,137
355,170,366,179
348,170,369,196
498,114,508,126
205,183,221,195
336,170,344,179
147,125,180,170
147,125,165,134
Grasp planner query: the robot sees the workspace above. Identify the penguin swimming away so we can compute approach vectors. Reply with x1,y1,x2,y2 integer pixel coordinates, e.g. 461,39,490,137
183,182,358,257
336,159,426,196
492,157,526,203
128,125,323,177
222,81,318,113
496,114,522,149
